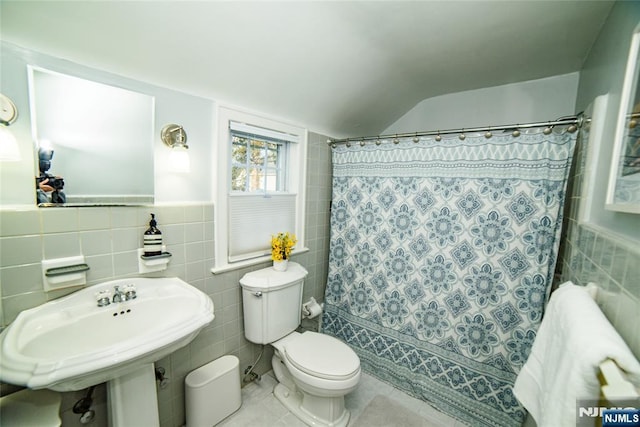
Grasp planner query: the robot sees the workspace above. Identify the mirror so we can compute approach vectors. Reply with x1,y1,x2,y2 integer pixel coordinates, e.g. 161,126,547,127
606,24,640,213
28,66,155,206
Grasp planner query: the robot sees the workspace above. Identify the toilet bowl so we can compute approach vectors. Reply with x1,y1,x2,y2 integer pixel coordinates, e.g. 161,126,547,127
271,331,360,427
239,263,361,427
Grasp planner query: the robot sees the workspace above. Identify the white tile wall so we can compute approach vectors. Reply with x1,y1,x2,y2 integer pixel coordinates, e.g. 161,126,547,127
558,129,640,358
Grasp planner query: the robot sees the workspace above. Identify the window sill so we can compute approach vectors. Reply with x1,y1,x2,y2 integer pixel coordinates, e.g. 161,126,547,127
210,247,310,275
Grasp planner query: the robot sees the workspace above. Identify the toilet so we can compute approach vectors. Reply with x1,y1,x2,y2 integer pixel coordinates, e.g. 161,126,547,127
240,262,360,427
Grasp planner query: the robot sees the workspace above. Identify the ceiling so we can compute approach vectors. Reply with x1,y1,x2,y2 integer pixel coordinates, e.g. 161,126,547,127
1,1,614,138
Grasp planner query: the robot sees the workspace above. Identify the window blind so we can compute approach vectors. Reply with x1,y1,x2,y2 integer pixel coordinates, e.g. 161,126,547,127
229,121,300,143
228,193,297,262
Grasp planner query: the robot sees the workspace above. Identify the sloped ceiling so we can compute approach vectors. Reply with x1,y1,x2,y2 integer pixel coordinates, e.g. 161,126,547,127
1,1,613,138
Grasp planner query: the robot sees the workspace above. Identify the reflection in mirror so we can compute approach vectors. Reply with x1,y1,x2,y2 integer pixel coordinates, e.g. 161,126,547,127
622,111,640,177
28,66,155,206
620,65,640,178
607,25,640,213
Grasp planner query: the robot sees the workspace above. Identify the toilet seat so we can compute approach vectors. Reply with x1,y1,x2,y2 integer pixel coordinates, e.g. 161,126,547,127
284,332,359,381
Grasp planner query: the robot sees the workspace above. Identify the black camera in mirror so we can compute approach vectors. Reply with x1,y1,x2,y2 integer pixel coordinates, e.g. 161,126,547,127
37,147,66,204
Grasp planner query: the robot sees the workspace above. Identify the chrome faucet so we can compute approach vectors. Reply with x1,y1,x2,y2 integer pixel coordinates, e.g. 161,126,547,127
112,286,125,303
111,284,137,303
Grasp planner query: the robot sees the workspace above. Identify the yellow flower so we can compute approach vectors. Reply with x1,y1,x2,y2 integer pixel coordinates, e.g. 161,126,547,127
271,232,297,261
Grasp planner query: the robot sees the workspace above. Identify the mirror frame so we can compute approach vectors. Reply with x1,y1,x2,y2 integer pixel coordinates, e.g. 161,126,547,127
606,23,640,214
28,66,156,207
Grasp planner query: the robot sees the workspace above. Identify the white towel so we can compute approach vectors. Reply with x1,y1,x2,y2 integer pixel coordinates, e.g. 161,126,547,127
512,281,640,427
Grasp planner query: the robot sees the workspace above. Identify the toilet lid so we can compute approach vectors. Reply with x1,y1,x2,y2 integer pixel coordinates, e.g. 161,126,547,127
284,332,360,380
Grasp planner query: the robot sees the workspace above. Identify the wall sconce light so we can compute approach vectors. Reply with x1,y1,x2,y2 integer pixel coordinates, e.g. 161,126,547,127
0,93,20,162
161,124,190,173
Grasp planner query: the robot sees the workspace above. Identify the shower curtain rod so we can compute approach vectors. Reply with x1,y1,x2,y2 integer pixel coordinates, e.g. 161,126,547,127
327,114,584,146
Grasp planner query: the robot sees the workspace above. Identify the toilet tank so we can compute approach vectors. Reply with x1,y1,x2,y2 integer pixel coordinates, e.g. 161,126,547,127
240,262,308,344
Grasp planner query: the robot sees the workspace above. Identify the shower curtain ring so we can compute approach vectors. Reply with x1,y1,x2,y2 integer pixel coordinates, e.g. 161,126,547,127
459,129,466,140
512,127,521,137
360,140,366,147
435,132,442,142
345,139,352,148
413,133,419,143
375,138,381,146
393,135,400,144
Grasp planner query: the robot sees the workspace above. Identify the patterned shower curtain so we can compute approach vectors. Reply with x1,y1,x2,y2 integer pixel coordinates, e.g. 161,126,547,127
321,127,577,426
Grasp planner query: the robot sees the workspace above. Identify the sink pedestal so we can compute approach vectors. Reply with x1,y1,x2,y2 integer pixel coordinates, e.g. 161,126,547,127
107,363,159,427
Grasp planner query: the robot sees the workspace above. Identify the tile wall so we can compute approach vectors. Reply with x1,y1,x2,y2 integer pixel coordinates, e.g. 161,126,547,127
556,129,640,358
0,131,334,427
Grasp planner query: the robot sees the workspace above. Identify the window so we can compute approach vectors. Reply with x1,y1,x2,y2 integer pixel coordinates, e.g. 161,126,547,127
230,123,288,193
212,107,307,272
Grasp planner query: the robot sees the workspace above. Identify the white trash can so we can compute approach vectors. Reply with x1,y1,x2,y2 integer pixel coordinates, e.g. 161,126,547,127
185,355,242,427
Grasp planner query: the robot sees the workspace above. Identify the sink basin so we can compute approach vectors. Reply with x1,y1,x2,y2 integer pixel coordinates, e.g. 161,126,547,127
0,277,214,392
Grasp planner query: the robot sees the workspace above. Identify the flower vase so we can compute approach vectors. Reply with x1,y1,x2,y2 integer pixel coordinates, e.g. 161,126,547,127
273,259,288,272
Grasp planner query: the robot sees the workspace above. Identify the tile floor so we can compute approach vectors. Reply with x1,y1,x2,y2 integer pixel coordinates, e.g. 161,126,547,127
218,370,464,426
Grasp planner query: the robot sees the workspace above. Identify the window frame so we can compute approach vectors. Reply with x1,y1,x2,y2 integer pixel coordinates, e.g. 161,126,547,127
212,106,308,273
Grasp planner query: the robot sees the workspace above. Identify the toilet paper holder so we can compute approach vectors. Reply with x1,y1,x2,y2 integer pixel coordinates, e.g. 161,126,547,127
302,297,323,319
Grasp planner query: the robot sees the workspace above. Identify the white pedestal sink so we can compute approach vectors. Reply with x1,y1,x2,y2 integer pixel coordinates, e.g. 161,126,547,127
0,277,214,426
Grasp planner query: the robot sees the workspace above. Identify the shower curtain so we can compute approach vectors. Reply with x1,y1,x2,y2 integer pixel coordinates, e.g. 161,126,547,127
321,127,577,426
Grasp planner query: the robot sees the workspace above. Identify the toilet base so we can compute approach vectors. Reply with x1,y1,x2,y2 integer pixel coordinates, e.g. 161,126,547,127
273,383,350,427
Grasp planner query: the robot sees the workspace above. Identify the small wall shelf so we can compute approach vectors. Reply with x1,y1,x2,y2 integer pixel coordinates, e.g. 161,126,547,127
138,248,172,273
41,256,89,291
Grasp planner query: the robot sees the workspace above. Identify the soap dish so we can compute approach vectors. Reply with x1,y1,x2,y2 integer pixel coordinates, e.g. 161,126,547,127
138,248,172,273
42,256,89,291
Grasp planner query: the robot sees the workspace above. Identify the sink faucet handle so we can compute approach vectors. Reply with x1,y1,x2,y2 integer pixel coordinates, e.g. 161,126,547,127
95,289,112,307
122,284,137,300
